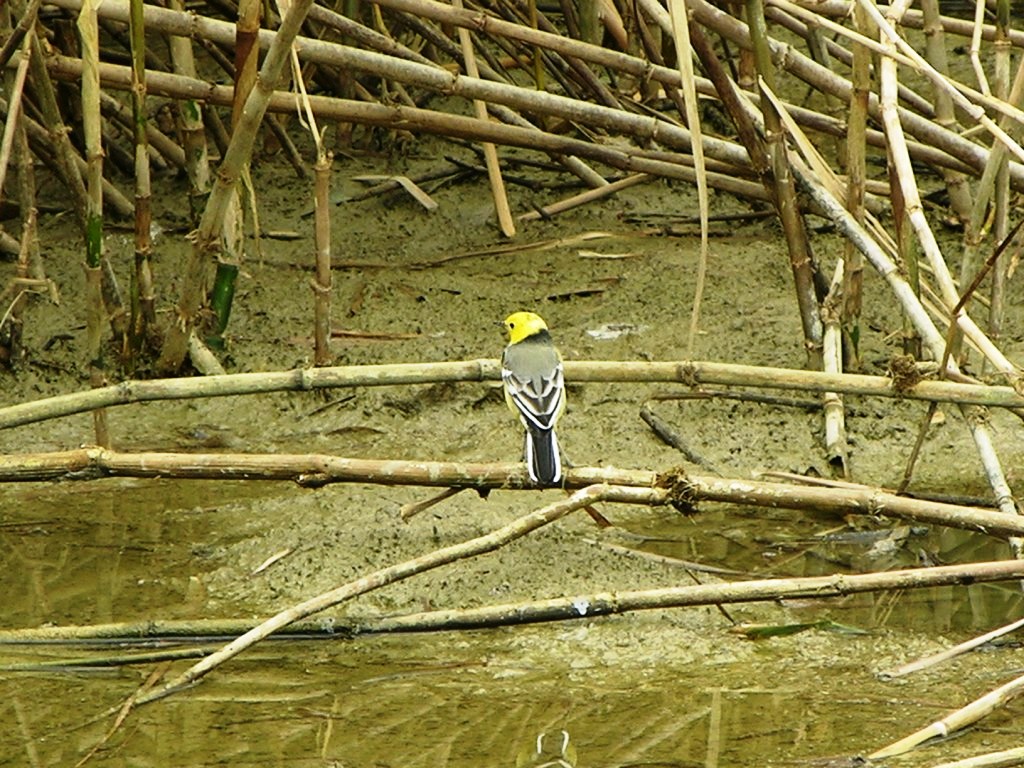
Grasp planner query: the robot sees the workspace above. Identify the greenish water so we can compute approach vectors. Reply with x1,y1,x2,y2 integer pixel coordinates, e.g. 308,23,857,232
1,479,1023,767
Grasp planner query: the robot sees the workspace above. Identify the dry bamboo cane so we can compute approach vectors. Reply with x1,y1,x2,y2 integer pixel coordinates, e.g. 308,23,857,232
166,0,211,223
874,3,1020,520
1,449,1023,538
125,484,626,707
870,671,1024,759
128,0,156,362
881,616,1024,679
0,23,31,199
42,0,1020,189
453,0,515,237
78,0,111,448
3,560,1024,645
919,0,973,223
312,152,332,366
841,0,871,368
2,358,1024,430
985,1,1015,374
155,0,316,373
29,56,778,206
822,262,848,475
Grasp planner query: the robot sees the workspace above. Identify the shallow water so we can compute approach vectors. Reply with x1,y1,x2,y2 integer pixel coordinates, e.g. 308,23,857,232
2,477,1023,767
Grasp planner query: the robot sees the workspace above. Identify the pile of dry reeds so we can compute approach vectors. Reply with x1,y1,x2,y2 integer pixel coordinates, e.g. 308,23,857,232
3,0,1024,762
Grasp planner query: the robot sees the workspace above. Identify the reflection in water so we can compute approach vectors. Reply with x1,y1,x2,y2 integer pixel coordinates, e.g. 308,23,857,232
1,481,1023,766
516,730,577,768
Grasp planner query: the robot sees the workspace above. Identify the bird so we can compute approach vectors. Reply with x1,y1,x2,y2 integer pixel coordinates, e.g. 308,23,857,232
501,311,566,485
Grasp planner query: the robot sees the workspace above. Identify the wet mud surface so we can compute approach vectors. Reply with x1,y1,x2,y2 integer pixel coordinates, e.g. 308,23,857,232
1,138,1024,765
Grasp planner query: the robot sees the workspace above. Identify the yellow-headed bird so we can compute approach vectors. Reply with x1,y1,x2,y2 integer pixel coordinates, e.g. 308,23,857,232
501,311,566,485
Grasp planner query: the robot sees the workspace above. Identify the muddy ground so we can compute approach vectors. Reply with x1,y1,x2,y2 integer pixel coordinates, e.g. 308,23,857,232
2,131,1024,765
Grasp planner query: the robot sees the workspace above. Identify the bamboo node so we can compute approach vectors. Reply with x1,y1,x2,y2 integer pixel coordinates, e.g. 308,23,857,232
655,468,698,515
887,354,922,395
676,362,699,388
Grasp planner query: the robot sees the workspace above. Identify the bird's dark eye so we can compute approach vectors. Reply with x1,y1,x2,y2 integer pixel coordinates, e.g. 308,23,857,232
509,322,515,329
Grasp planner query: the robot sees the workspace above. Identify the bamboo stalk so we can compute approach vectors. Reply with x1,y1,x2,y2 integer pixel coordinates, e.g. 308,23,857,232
2,559,1023,645
128,0,156,363
1,358,1024,431
0,449,1022,538
870,671,1024,759
518,173,649,221
452,0,515,237
881,618,1024,680
312,152,333,366
840,0,870,368
166,0,210,223
822,262,848,474
919,0,972,224
78,0,111,448
155,0,316,372
41,0,1024,190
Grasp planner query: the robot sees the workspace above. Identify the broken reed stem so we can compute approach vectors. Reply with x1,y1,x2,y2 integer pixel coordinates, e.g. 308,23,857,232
453,0,514,238
78,0,111,448
128,0,156,362
312,151,333,366
2,449,1023,538
3,559,1024,646
870,670,1024,759
155,0,316,373
664,0,710,359
841,0,871,367
881,616,1024,679
747,0,823,369
1,359,1023,430
166,0,211,223
822,262,848,475
127,484,627,706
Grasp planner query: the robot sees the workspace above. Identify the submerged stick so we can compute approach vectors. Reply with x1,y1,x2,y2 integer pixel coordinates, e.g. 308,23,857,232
126,484,632,706
880,616,1024,679
1,359,1023,430
870,670,1024,759
3,559,1023,646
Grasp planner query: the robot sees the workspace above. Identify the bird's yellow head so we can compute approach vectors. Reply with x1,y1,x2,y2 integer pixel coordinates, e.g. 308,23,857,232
502,311,549,344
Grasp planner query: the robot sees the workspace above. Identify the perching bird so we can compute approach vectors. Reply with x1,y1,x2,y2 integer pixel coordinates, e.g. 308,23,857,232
501,311,566,485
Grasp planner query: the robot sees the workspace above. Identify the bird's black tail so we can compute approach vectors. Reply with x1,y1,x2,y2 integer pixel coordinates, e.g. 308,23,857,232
524,427,562,485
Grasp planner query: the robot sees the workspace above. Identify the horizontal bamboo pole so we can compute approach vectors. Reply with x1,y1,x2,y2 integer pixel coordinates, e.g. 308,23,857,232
0,359,1022,430
1,450,1022,537
1,559,1022,644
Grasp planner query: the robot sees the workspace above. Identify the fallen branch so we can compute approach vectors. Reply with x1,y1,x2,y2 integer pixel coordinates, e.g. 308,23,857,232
880,616,1024,679
870,670,1024,759
1,450,1022,537
123,483,636,707
1,559,1021,645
